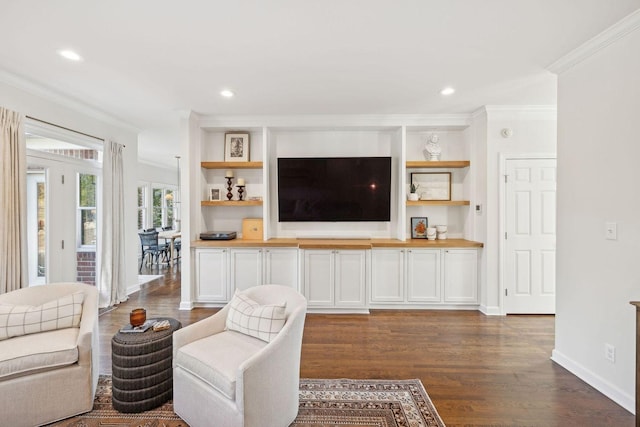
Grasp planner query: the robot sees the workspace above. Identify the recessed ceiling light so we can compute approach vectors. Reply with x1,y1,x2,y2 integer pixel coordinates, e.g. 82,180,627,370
58,50,83,61
440,87,455,96
220,90,234,98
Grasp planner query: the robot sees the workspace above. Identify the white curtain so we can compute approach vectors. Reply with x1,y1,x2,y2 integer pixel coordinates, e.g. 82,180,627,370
99,140,126,307
0,108,28,294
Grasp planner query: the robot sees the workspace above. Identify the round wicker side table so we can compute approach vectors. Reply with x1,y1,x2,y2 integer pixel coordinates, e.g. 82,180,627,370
111,317,181,413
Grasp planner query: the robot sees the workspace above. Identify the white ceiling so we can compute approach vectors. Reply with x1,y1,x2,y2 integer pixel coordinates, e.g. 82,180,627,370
1,1,639,167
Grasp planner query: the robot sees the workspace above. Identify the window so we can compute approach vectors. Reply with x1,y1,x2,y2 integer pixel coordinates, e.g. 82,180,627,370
78,173,97,248
152,186,176,229
138,186,147,230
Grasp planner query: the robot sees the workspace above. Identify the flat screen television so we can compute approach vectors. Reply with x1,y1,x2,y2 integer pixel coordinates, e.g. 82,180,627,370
277,157,392,222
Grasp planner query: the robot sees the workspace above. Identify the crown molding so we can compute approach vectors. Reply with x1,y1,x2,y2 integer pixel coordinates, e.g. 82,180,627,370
548,9,640,74
0,68,139,133
483,105,557,113
197,114,472,130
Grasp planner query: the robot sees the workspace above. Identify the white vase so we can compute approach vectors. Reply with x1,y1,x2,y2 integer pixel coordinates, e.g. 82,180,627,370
407,193,419,201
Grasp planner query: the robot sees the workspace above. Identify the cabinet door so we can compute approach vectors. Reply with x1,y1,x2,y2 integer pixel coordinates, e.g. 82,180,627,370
229,248,263,292
443,249,478,303
264,248,299,289
334,250,367,308
406,249,441,302
303,250,334,307
195,248,229,302
370,249,404,303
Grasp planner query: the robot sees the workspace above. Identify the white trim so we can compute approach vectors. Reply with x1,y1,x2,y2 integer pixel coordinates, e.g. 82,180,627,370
179,301,195,310
127,283,141,296
551,349,634,414
547,9,640,74
198,114,472,130
479,304,502,316
498,153,556,315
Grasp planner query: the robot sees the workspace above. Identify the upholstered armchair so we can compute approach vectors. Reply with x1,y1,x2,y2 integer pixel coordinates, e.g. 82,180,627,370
173,284,307,427
0,282,99,427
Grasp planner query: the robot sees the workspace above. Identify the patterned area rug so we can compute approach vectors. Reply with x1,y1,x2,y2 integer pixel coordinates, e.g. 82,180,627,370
49,375,445,427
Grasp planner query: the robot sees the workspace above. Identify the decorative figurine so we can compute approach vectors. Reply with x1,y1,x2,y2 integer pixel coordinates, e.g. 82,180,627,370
425,134,441,161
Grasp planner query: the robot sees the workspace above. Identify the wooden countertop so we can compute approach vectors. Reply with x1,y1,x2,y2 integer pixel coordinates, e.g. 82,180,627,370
191,238,483,249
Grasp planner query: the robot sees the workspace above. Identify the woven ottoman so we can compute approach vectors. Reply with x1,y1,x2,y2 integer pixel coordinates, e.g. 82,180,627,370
111,317,181,413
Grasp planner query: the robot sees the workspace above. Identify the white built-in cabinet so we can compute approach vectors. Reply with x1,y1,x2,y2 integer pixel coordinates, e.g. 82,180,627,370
195,248,229,303
303,249,367,310
263,248,299,287
229,248,263,291
188,117,483,310
407,249,441,302
370,248,476,306
442,249,478,303
195,247,298,303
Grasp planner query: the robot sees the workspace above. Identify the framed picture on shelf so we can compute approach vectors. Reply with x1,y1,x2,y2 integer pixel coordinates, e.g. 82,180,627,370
411,172,451,201
208,185,225,201
411,217,428,239
224,132,250,162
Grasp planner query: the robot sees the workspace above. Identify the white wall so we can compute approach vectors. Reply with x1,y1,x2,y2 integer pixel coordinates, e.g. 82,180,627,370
552,19,640,413
138,161,178,187
0,79,140,295
473,106,557,315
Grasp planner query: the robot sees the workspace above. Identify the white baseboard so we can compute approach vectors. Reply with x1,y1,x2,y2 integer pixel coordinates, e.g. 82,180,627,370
179,301,195,310
479,304,502,315
551,349,634,414
126,284,140,296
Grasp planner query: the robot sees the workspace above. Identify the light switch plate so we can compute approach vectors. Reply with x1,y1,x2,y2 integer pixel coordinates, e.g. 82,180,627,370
605,222,617,240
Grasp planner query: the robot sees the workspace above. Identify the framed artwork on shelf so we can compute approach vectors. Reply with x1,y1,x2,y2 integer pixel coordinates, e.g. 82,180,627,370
411,172,451,201
208,185,225,201
411,217,428,239
224,132,250,162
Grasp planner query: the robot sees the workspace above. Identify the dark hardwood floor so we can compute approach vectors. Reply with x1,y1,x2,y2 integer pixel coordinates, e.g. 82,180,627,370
98,264,634,426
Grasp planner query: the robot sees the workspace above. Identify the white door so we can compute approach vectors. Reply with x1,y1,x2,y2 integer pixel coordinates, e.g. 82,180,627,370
504,158,557,314
26,157,99,285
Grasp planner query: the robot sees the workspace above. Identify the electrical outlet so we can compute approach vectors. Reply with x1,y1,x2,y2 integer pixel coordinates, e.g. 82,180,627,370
605,343,615,363
605,222,617,240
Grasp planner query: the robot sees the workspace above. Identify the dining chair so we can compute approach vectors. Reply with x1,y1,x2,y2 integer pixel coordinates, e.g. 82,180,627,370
138,230,168,271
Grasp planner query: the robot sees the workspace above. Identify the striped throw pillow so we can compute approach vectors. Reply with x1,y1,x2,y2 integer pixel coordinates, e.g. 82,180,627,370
225,290,286,343
0,292,84,341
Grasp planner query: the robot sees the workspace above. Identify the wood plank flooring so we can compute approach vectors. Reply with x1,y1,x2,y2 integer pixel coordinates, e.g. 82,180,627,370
98,265,634,426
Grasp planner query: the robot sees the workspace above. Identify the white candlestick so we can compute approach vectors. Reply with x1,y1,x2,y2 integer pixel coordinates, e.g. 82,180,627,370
237,178,245,186
225,170,234,178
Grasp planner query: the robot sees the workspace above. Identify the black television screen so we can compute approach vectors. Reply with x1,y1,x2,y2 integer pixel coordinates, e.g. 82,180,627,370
277,157,392,222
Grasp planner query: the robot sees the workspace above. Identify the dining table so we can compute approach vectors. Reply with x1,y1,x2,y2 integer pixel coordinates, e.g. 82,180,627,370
158,230,181,263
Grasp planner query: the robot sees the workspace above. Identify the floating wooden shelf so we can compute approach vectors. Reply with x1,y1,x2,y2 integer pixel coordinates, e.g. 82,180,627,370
201,200,263,207
406,200,470,206
201,161,263,169
406,160,470,168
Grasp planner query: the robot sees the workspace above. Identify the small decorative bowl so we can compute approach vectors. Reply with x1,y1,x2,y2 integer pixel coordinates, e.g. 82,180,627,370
129,308,146,327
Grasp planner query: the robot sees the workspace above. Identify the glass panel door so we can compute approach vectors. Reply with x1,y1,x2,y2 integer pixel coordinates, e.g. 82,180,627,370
26,167,47,285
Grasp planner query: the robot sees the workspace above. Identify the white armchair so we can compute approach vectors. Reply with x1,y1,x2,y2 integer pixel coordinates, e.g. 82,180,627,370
173,285,307,427
0,282,99,427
